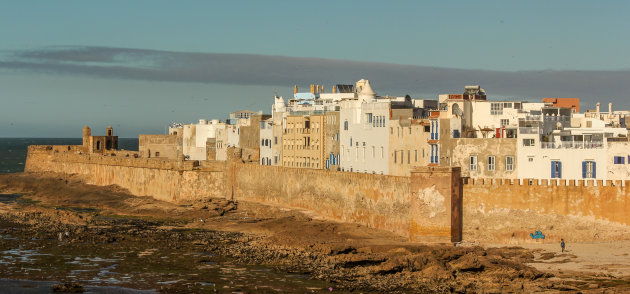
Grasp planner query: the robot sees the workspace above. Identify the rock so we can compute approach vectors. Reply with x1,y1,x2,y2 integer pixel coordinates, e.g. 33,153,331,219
51,282,85,293
448,253,484,272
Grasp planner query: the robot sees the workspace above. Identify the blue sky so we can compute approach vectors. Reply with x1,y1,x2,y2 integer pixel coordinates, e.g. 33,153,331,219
1,1,629,137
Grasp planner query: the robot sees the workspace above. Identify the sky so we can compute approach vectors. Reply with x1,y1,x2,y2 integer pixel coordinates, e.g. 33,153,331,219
1,1,629,137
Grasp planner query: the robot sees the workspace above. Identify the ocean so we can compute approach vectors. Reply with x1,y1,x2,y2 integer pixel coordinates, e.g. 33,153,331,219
0,138,139,173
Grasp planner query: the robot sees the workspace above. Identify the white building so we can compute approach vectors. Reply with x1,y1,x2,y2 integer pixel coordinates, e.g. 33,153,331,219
182,119,224,161
260,118,273,165
339,79,420,174
517,110,627,181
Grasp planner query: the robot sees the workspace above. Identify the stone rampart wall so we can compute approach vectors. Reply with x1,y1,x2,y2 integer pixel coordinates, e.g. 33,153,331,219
25,147,225,203
230,164,413,237
24,146,630,243
463,178,630,243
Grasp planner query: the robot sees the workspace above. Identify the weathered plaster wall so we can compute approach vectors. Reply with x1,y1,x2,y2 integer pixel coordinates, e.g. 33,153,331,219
25,146,434,240
389,119,431,177
25,146,225,203
230,164,413,237
139,134,180,159
25,146,630,243
441,138,517,179
463,178,630,243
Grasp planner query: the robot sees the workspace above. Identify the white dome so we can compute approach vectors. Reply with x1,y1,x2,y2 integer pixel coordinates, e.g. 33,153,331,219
358,80,376,103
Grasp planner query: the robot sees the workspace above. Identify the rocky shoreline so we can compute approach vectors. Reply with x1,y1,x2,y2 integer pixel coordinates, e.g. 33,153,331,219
0,172,627,292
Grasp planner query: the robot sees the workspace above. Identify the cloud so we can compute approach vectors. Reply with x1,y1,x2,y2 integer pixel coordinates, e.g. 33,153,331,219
2,46,629,109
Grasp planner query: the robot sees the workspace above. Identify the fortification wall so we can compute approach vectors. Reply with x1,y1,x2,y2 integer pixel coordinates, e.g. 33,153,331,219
230,164,413,237
25,146,225,203
24,147,426,239
24,146,630,243
463,178,630,243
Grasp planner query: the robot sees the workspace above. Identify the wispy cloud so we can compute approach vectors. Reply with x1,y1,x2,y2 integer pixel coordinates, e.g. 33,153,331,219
2,46,629,109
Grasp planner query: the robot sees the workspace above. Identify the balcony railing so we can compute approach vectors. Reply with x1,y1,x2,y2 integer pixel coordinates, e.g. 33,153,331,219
519,127,542,134
540,141,604,149
520,115,541,121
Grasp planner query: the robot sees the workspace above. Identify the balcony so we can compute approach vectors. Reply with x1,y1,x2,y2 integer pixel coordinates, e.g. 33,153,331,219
520,115,542,121
519,127,542,134
540,141,604,149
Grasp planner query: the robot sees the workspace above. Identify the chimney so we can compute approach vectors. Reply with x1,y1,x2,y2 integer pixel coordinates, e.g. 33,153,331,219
322,85,325,93
293,85,298,94
596,102,600,114
332,85,336,93
609,102,613,113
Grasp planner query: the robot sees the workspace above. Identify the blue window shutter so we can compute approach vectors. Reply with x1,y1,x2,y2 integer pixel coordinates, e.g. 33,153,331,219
551,161,555,178
582,161,586,178
558,162,562,178
592,162,596,178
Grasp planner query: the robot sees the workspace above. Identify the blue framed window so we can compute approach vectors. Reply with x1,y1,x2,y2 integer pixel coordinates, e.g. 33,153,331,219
551,161,562,178
582,161,596,178
614,156,625,164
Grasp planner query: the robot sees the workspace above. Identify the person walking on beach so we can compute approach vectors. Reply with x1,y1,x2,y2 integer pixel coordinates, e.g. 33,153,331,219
560,239,565,253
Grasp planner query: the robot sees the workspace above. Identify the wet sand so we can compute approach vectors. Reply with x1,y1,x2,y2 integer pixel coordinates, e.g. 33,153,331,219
1,172,629,292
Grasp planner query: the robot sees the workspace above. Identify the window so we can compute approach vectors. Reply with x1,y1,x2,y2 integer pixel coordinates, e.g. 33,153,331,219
470,156,477,171
274,136,278,144
551,161,562,178
380,147,384,159
415,150,418,162
614,156,625,164
505,156,514,171
155,152,160,157
582,161,596,178
491,103,503,115
500,119,509,126
344,120,348,131
503,102,512,108
366,113,373,124
408,150,411,164
528,157,534,162
523,139,535,146
487,156,495,171
394,150,397,163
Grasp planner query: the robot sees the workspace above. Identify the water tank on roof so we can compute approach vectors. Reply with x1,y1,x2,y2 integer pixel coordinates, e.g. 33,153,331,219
212,119,219,124
199,119,207,124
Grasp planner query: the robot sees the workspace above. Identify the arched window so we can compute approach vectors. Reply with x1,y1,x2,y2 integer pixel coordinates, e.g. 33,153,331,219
96,141,100,150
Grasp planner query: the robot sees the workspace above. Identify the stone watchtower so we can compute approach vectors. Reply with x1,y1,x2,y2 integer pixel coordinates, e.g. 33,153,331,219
82,125,118,153
82,126,91,149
